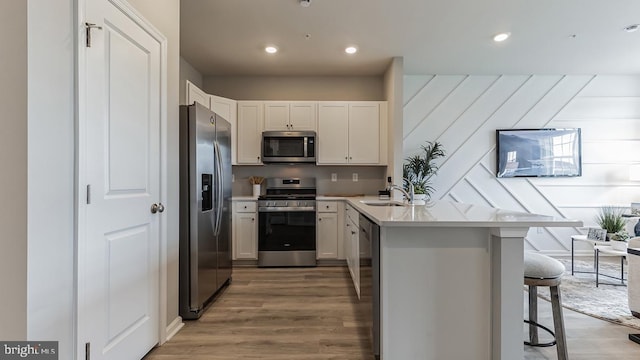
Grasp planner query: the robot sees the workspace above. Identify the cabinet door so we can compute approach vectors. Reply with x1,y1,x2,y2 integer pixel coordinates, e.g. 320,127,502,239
211,95,238,165
186,80,210,108
317,102,349,164
289,102,316,131
351,223,360,298
234,212,257,260
264,102,290,131
237,102,264,164
348,103,380,164
317,212,338,259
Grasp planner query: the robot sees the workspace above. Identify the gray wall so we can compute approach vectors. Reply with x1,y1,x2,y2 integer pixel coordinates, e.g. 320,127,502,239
383,57,404,194
404,74,640,255
27,1,75,357
203,75,384,100
0,0,27,341
180,57,204,105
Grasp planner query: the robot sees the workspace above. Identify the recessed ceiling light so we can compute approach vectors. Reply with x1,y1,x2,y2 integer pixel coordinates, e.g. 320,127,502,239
345,46,358,54
300,0,311,7
493,32,510,42
265,46,278,54
624,24,639,33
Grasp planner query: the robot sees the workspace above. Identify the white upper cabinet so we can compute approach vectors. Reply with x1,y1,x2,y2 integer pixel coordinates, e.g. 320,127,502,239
317,101,387,165
211,94,238,165
348,103,380,164
264,101,317,131
186,81,238,164
317,103,349,163
186,80,209,108
237,101,264,164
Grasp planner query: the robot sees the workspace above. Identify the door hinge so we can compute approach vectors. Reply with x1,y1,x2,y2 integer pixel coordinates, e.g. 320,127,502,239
85,22,103,47
86,184,91,204
85,342,90,360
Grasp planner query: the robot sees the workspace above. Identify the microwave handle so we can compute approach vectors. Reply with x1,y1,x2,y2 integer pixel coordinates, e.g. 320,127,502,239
304,137,308,158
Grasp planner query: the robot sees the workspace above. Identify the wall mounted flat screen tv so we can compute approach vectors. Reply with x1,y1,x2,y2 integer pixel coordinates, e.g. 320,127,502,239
496,128,582,178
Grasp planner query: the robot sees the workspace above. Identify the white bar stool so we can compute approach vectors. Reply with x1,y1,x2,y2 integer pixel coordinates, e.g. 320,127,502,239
524,252,568,360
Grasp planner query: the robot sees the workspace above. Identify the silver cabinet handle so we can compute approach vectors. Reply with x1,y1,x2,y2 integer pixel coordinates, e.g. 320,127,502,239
158,203,165,213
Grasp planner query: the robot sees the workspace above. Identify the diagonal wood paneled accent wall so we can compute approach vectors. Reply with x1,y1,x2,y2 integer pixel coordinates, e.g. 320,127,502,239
404,75,640,255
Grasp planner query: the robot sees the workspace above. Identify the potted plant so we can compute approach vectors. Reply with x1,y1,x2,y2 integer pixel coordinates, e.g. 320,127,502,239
595,206,627,247
403,141,445,201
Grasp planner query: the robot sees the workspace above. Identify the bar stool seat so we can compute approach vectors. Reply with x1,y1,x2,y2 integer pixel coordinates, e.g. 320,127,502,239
524,252,568,360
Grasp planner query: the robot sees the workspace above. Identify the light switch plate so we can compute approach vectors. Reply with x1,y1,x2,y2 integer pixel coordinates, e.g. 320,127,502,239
331,173,337,182
352,173,358,182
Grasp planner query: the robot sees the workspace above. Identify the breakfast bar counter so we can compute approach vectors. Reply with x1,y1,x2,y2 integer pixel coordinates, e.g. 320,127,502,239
346,197,582,360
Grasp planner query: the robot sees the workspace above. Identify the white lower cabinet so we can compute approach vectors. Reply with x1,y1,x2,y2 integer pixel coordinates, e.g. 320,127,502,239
233,201,258,260
317,201,340,259
344,203,360,298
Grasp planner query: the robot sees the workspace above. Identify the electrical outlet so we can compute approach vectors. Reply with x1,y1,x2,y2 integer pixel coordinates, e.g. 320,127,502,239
352,173,358,182
331,173,337,182
537,227,543,234
232,174,235,183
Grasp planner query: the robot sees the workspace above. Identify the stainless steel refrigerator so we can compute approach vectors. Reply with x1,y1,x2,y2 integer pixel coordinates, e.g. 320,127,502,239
179,102,232,320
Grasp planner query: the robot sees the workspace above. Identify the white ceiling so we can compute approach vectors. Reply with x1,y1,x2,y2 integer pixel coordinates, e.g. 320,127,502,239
180,0,640,76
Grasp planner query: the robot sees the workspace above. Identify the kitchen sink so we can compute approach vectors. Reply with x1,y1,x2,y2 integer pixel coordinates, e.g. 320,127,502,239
360,200,406,207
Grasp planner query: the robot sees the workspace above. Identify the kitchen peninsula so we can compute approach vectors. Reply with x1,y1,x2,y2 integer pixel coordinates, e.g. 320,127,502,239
348,197,582,360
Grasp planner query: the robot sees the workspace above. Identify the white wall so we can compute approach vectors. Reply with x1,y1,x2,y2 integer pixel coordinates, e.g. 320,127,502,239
0,0,27,340
126,0,181,339
203,75,384,100
27,1,75,358
404,75,640,255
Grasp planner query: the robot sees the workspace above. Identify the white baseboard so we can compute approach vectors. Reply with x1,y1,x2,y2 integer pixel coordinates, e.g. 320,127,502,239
163,316,184,344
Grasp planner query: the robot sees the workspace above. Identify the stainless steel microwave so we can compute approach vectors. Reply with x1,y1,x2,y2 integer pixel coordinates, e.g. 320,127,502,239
261,131,316,163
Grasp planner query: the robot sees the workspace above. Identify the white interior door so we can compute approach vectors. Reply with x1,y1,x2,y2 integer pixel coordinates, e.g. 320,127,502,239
79,0,164,358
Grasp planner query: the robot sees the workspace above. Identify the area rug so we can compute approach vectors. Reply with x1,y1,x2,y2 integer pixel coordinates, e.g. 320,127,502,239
530,259,640,330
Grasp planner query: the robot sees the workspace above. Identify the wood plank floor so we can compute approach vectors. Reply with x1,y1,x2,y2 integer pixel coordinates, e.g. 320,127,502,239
145,266,640,360
145,267,374,360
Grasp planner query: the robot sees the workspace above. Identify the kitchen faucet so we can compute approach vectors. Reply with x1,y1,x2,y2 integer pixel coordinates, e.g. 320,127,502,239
388,180,414,204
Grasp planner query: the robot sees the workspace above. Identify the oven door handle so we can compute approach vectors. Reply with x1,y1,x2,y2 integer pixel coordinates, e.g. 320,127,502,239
258,207,316,212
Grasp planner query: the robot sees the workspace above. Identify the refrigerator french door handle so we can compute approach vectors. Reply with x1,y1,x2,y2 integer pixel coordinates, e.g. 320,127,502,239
214,141,224,236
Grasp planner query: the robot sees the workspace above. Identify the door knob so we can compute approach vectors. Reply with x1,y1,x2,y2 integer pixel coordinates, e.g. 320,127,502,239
151,203,165,214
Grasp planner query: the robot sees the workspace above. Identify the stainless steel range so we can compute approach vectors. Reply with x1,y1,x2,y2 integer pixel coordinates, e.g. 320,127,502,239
258,178,317,267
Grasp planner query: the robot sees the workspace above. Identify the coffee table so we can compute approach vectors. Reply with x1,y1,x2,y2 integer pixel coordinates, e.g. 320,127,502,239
594,245,627,287
571,234,609,276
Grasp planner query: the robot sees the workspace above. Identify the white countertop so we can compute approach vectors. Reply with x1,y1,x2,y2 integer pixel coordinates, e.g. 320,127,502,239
231,196,258,201
344,196,582,228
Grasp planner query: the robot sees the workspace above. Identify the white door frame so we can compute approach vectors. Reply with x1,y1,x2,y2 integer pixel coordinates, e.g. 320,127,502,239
76,0,169,357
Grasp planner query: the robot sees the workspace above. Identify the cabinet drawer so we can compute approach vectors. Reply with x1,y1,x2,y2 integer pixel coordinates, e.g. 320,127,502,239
235,201,256,213
317,201,338,213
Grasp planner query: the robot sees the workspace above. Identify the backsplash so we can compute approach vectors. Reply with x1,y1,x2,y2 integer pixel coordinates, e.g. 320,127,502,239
232,165,387,197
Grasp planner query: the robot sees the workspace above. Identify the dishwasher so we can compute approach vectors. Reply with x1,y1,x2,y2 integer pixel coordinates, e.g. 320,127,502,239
359,213,380,359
